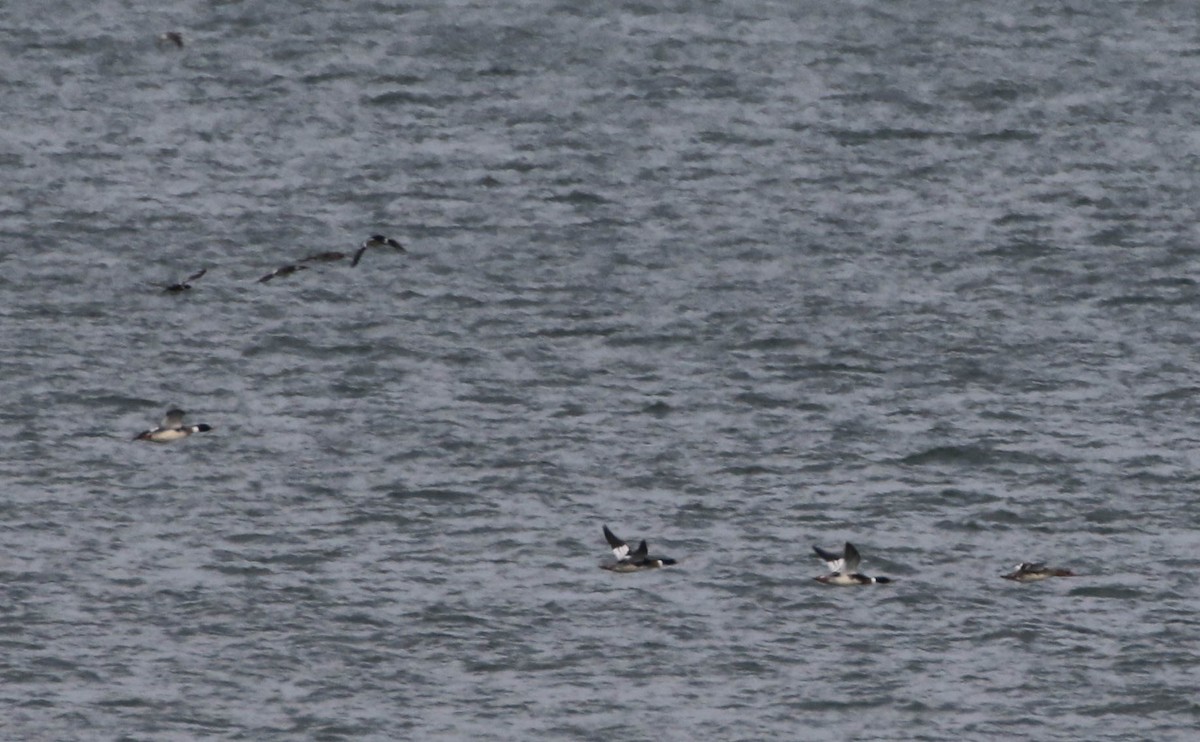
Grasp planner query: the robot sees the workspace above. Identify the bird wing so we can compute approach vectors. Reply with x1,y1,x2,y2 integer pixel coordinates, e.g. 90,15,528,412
812,545,847,573
603,525,629,559
842,542,862,573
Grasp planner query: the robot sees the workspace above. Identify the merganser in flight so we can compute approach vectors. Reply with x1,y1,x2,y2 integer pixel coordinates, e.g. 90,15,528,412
257,264,308,283
1001,562,1076,582
600,525,677,572
299,251,350,263
812,542,892,585
352,235,405,267
363,234,405,252
158,32,184,48
162,268,207,293
133,409,212,442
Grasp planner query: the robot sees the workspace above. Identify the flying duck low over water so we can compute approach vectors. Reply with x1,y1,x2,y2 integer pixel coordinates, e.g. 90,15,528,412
133,409,212,442
362,234,405,252
812,542,892,585
162,268,207,293
352,234,406,266
257,264,308,283
1002,562,1076,582
600,525,677,572
299,251,355,264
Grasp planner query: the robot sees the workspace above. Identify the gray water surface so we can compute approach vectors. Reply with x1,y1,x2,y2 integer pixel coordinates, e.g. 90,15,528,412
2,1,1200,740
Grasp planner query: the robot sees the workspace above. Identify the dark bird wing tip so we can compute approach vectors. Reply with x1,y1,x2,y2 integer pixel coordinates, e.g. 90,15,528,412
812,544,839,561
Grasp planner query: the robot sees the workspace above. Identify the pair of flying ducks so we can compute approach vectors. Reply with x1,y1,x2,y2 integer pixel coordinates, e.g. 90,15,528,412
811,543,1075,584
601,528,1075,584
258,235,405,283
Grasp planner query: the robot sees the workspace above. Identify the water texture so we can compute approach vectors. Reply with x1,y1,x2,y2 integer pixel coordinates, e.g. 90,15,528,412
2,1,1199,739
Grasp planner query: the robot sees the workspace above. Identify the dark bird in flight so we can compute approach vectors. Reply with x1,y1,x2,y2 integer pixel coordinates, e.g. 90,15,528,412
257,264,309,283
162,268,207,293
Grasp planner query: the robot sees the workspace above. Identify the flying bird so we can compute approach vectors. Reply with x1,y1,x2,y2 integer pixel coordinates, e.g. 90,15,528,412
1001,562,1076,582
162,268,207,293
812,542,892,585
300,251,353,263
257,264,308,283
133,408,212,443
600,525,677,572
352,234,405,267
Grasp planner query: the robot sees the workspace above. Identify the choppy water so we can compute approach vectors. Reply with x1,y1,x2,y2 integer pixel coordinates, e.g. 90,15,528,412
3,1,1200,739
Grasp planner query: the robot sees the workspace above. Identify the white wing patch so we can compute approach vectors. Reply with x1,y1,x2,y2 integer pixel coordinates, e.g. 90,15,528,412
813,545,850,573
822,557,847,573
611,544,630,560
